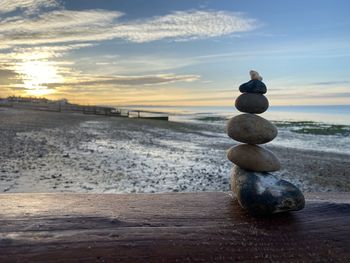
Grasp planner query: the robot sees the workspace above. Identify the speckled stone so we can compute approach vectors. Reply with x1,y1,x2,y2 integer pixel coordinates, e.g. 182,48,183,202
226,114,277,144
250,70,263,81
227,144,280,172
239,80,267,94
231,166,305,215
235,93,269,114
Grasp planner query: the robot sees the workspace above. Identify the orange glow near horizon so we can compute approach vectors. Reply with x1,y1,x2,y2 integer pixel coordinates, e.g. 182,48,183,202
4,86,350,107
3,55,349,107
32,93,349,107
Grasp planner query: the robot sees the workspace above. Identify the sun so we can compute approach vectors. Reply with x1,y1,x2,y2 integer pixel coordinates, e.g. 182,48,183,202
16,60,63,96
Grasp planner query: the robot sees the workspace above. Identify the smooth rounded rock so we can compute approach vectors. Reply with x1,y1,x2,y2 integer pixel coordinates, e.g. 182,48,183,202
227,144,280,172
239,80,267,94
235,93,269,114
231,166,305,215
226,114,277,144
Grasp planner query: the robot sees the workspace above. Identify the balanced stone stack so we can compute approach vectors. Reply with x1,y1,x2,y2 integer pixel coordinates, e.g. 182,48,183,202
227,70,305,215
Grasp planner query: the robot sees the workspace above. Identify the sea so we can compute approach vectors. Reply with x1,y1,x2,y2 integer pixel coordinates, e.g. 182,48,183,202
123,105,350,125
122,105,350,154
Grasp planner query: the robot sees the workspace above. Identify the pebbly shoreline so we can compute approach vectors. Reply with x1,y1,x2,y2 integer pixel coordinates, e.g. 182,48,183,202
0,107,349,193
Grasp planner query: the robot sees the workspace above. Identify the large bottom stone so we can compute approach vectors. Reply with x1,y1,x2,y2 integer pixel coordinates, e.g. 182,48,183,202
231,166,305,215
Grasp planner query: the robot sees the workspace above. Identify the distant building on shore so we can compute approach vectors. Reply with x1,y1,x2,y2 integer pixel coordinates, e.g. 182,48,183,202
6,96,50,104
0,96,116,115
0,96,71,105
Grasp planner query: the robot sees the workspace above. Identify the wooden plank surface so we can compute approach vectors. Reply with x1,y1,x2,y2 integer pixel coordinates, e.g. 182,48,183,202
0,192,349,262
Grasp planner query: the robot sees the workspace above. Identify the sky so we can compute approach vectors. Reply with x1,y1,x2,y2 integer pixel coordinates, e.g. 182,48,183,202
0,0,349,106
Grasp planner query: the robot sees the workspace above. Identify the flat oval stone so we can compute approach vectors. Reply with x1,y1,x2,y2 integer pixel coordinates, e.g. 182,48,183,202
231,166,305,215
235,93,269,114
226,114,277,144
227,144,280,172
239,80,267,94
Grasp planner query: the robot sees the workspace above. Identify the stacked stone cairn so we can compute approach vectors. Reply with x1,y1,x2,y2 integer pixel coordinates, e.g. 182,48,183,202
226,70,305,215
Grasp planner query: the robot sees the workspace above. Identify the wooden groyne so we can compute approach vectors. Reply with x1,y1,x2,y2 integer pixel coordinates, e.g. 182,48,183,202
0,192,349,262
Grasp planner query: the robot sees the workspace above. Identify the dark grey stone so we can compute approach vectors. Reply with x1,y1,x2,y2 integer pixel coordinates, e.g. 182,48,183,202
235,93,269,114
239,80,267,94
231,166,305,215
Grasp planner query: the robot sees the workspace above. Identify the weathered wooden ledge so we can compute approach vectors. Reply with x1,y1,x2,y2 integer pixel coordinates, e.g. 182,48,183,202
0,192,349,262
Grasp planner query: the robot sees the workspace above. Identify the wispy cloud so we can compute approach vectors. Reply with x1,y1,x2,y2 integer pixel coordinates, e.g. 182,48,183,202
0,68,19,85
113,11,257,43
269,91,350,99
0,1,258,101
0,9,123,47
0,0,60,14
0,7,257,47
309,80,350,86
50,74,200,89
1,44,94,62
125,96,230,104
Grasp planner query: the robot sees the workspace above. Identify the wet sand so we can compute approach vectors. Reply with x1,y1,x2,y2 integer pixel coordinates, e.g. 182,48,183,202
0,107,349,193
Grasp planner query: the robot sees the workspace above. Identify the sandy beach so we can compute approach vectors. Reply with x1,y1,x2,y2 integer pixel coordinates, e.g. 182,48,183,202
0,107,349,193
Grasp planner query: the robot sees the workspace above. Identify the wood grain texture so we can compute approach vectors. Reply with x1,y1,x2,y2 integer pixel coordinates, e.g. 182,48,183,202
0,192,349,262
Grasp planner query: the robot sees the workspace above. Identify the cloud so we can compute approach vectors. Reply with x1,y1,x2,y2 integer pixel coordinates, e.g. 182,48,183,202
0,44,94,62
0,68,20,85
0,8,257,47
309,81,350,86
270,92,350,99
50,74,200,89
0,9,123,46
0,0,60,14
74,54,199,75
125,96,230,104
113,11,257,43
0,2,258,101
